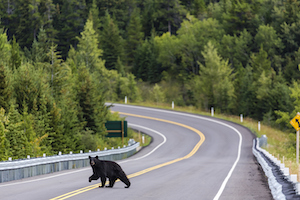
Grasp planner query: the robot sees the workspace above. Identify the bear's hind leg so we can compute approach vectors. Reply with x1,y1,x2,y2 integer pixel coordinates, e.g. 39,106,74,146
106,176,117,188
118,172,130,188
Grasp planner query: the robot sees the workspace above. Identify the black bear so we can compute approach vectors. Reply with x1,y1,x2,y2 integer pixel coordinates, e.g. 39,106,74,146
88,156,131,188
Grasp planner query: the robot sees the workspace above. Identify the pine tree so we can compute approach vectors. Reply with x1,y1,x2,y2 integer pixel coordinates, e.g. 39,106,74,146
0,108,10,160
0,28,11,66
193,41,235,111
96,0,132,36
77,18,104,72
155,0,187,35
76,64,109,136
88,0,101,33
76,65,97,132
54,0,87,59
13,63,40,113
28,27,51,63
126,8,144,65
40,0,58,44
22,103,43,157
47,44,70,99
100,11,124,70
6,103,29,159
14,0,34,48
0,65,11,112
49,101,66,153
133,37,161,83
9,36,21,71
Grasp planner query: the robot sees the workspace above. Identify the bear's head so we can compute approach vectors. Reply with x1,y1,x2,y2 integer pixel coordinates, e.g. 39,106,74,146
89,156,99,166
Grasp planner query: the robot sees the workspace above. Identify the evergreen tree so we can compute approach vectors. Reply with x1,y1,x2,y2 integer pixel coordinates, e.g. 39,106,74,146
47,44,70,99
250,46,272,79
88,0,101,33
96,0,133,36
220,29,252,69
193,41,235,111
133,37,161,83
32,95,53,154
0,28,11,66
6,103,29,159
49,101,66,153
9,36,21,71
76,65,97,133
283,48,300,82
126,8,144,65
100,11,124,70
155,0,187,35
53,0,87,59
254,24,283,70
0,108,10,160
220,0,255,35
13,0,35,48
13,63,41,113
22,103,42,157
234,65,256,117
77,19,104,72
191,0,206,18
27,27,51,63
57,84,82,152
0,65,11,112
40,0,57,44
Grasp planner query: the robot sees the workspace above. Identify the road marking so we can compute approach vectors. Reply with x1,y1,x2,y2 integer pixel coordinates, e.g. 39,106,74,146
112,104,243,200
0,168,91,188
120,123,167,163
50,112,205,200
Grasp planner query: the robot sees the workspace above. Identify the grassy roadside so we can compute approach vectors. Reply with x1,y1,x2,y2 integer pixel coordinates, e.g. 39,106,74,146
113,101,299,178
102,128,152,150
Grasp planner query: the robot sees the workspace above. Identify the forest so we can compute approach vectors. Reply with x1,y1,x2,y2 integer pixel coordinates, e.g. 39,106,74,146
1,0,300,160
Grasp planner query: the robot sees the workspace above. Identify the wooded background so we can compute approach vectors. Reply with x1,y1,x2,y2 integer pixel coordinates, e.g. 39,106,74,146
0,0,300,160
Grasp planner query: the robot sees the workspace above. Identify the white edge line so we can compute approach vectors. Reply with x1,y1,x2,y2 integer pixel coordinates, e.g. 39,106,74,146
0,168,90,188
112,103,243,200
119,123,167,164
0,123,166,188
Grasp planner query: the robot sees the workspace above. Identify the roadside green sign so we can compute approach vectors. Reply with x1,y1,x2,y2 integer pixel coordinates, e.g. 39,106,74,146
105,121,128,138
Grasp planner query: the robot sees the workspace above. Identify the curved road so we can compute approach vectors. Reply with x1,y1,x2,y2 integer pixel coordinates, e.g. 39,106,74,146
0,104,272,200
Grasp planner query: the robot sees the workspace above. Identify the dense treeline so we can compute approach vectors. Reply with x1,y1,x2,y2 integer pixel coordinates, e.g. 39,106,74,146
1,0,300,160
0,17,140,160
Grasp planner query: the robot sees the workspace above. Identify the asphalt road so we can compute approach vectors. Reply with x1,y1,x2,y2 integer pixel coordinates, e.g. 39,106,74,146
0,104,272,200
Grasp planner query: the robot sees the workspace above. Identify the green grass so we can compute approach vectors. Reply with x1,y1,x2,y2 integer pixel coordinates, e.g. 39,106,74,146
113,101,299,178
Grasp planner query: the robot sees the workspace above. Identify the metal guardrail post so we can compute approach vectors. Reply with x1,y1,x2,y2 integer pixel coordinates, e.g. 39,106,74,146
0,142,140,183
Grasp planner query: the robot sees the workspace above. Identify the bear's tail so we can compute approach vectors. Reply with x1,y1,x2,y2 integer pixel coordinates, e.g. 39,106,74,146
118,171,130,188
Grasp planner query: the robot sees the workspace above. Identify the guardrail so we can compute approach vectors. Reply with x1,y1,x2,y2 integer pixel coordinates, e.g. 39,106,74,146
253,138,300,200
0,142,140,183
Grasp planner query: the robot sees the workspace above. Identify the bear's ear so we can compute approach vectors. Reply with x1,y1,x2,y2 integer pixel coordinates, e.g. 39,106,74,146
89,156,91,159
95,156,98,159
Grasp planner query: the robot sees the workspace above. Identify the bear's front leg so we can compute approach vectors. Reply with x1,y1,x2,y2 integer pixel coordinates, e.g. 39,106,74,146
89,174,99,182
99,176,106,188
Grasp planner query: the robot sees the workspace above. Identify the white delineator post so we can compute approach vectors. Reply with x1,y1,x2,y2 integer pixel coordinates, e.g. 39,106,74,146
240,114,243,122
125,96,127,104
172,101,174,109
211,107,214,117
258,121,261,131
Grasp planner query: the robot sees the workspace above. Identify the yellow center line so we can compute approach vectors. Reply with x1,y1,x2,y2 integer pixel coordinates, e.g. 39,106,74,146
50,112,205,200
